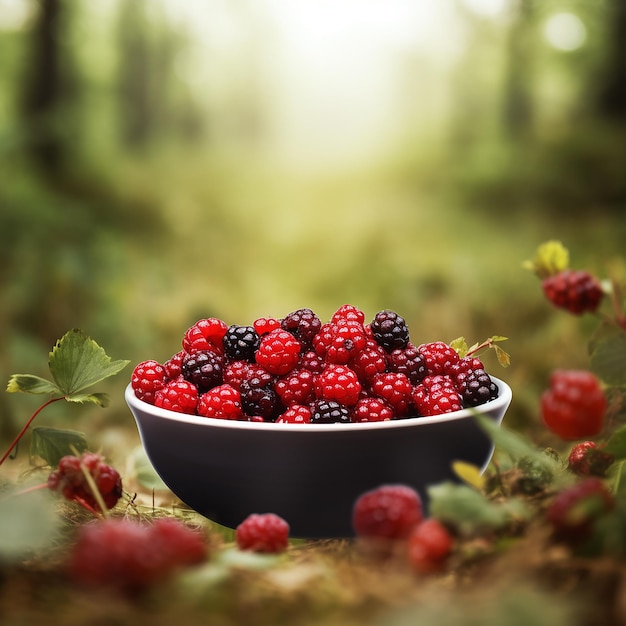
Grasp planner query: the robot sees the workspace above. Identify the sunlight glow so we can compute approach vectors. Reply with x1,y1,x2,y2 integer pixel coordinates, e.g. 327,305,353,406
544,12,586,52
0,0,35,31
460,0,512,19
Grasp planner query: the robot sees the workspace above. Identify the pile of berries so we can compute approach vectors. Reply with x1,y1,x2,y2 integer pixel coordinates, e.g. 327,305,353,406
131,305,500,424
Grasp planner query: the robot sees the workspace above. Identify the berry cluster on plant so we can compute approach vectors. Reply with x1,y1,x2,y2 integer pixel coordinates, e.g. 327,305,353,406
131,306,507,424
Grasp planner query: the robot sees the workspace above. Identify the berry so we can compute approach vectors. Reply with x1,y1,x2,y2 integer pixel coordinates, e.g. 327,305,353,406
352,397,394,422
418,341,460,376
276,404,312,424
458,368,498,407
281,308,322,350
370,372,413,416
541,370,606,440
568,441,614,477
163,350,185,381
547,477,614,544
222,325,260,361
331,304,366,324
253,316,282,336
412,375,463,416
298,350,325,374
352,484,423,540
313,320,367,364
310,399,351,424
408,518,454,574
48,452,123,512
197,384,243,420
370,310,410,352
275,368,316,406
182,350,224,391
131,360,167,404
154,378,199,414
235,513,290,553
349,341,388,384
542,269,604,315
182,318,228,354
255,329,301,375
67,517,207,594
386,343,427,385
315,364,362,406
240,376,282,420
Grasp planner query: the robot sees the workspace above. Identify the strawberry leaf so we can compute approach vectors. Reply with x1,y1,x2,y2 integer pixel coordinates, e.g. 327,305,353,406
48,329,130,396
6,374,61,396
30,427,89,466
64,393,110,407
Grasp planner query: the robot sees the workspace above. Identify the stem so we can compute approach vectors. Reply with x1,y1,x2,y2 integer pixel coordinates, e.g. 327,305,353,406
0,396,64,467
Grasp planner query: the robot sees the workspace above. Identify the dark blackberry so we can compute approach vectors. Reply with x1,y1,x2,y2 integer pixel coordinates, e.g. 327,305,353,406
386,343,427,384
460,368,499,407
310,399,351,424
223,325,260,361
281,308,322,350
240,377,282,420
182,350,224,391
370,310,409,352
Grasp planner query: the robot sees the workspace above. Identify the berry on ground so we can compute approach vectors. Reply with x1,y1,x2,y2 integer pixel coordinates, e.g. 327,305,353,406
315,364,362,406
255,329,301,376
370,310,410,352
197,384,243,420
568,441,614,477
542,269,604,315
154,378,199,414
408,518,454,574
352,484,423,540
235,513,290,553
541,370,607,440
131,360,167,404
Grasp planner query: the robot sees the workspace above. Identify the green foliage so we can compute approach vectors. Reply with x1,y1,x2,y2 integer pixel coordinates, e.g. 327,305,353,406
589,321,626,387
30,427,88,467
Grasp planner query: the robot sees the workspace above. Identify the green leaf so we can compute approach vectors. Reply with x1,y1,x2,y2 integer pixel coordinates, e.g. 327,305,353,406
604,426,626,460
48,329,130,396
589,322,626,387
6,374,61,396
64,392,110,407
30,427,89,466
450,337,468,357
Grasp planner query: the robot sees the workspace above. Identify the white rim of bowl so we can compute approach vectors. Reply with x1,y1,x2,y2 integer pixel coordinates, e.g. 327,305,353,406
125,377,512,433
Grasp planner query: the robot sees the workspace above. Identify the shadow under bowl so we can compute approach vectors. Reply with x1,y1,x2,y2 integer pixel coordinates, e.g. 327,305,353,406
125,378,512,538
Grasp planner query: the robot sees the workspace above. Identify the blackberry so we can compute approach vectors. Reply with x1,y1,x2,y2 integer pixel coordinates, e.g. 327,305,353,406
310,399,351,424
370,310,410,352
223,325,260,361
240,377,282,420
182,350,224,391
386,343,427,384
459,368,498,407
281,308,322,350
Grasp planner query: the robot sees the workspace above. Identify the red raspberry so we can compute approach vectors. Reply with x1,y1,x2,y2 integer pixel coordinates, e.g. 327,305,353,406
313,320,367,364
352,397,394,422
331,304,366,324
182,318,228,354
154,379,198,414
131,360,167,404
235,513,290,553
412,375,463,416
315,364,362,406
541,370,606,440
48,452,123,512
542,269,604,315
163,350,185,381
418,341,460,376
275,368,316,406
281,308,322,350
408,518,454,574
298,350,326,374
197,384,243,420
67,517,207,594
253,316,282,336
568,441,614,477
386,343,427,385
276,404,312,424
349,341,388,384
255,329,301,375
352,484,423,540
370,372,413,416
547,477,614,544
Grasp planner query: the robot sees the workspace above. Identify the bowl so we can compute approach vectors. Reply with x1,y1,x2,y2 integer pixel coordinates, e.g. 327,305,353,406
125,377,512,538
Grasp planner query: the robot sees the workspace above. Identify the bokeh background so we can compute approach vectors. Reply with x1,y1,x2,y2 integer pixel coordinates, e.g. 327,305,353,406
1,0,625,447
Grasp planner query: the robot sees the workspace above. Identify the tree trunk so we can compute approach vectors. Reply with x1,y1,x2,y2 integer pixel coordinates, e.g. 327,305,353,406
597,0,626,122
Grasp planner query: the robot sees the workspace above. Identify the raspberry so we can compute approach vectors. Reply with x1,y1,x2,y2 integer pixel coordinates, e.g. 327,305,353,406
547,477,614,544
541,370,606,440
408,518,454,574
315,364,362,406
418,341,460,376
281,308,322,350
197,384,243,420
275,368,316,406
276,404,312,424
349,341,388,384
352,485,423,540
67,517,207,594
310,399,351,424
182,349,224,392
542,269,604,315
386,343,427,385
255,329,301,376
298,350,325,374
223,359,252,390
222,325,260,361
182,317,228,354
412,375,463,416
253,316,282,336
235,513,290,553
131,360,167,404
240,376,282,420
370,372,413,416
48,452,123,513
352,397,394,422
568,441,614,477
370,310,410,352
313,320,367,364
331,304,366,324
154,378,199,414
163,351,185,381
